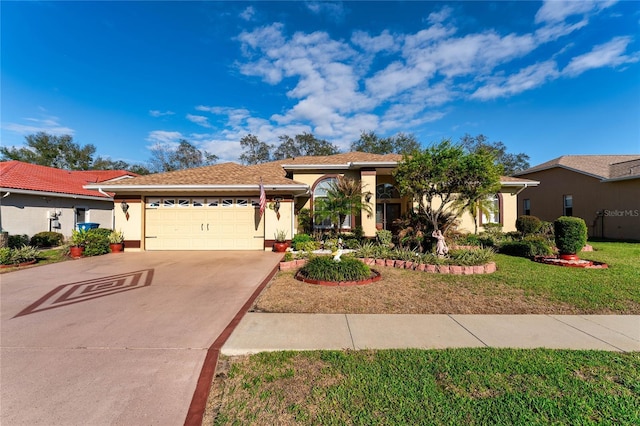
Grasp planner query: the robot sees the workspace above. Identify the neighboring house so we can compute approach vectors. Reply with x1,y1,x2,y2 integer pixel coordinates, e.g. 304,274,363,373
514,155,640,241
86,152,537,251
0,161,137,238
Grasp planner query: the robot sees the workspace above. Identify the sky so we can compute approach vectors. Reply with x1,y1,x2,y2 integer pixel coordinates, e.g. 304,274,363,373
2,0,639,169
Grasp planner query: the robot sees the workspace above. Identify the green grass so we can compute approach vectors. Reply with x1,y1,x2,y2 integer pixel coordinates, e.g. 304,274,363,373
214,348,640,425
0,247,68,273
450,241,640,313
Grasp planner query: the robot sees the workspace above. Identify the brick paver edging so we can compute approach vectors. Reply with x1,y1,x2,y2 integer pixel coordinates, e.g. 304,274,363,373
280,258,497,275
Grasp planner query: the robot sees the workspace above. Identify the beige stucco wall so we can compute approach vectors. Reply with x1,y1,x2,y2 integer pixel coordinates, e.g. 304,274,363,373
425,188,519,234
264,199,293,245
0,193,114,239
114,197,143,251
517,168,640,240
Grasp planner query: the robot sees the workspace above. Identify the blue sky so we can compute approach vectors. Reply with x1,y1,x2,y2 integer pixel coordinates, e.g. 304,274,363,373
2,1,639,168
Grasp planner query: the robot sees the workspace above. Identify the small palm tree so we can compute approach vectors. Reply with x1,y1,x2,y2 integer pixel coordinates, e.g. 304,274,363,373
454,196,497,234
314,176,372,234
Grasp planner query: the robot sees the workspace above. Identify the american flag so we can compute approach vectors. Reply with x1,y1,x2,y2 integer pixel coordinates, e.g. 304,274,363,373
259,177,266,217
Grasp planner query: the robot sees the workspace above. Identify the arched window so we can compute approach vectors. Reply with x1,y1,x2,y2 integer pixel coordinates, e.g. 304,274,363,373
313,177,351,229
481,194,502,225
376,183,400,199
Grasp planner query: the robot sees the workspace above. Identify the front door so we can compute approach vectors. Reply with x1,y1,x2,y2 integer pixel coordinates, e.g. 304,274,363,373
376,203,401,231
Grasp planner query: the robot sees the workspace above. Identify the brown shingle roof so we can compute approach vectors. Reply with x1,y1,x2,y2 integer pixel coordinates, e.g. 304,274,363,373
94,151,539,188
514,155,640,179
277,152,403,165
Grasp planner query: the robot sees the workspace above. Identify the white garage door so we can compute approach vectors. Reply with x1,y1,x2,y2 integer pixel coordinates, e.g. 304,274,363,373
145,197,264,250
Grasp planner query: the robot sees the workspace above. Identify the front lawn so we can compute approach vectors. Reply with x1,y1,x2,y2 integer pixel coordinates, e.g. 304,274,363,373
209,348,640,425
254,241,640,314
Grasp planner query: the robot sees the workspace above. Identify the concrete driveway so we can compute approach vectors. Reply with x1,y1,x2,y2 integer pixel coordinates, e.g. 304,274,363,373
1,251,281,425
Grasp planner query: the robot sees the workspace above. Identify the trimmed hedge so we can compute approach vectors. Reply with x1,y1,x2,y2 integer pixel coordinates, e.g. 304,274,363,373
516,215,542,235
301,256,371,282
8,234,29,249
30,231,64,248
83,228,112,257
554,216,587,255
499,236,553,258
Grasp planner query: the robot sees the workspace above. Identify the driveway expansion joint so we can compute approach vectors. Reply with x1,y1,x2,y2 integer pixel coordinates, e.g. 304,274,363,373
549,315,628,352
344,314,357,349
447,314,488,347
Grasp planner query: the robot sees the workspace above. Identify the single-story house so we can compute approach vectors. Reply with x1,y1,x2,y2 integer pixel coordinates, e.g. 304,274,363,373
514,155,640,240
86,152,538,251
0,161,137,238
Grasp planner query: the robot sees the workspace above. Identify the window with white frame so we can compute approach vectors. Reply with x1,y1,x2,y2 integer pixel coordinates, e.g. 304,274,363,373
313,177,351,229
207,198,219,207
147,198,160,208
523,199,531,216
481,194,501,224
163,199,176,208
222,199,234,207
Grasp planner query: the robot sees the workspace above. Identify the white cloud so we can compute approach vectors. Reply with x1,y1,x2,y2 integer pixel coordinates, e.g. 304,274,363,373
351,30,398,54
3,116,75,136
239,6,255,21
146,130,183,145
305,1,346,21
535,0,617,24
178,3,636,162
149,110,175,117
426,6,453,25
563,36,639,76
186,114,212,128
471,60,560,100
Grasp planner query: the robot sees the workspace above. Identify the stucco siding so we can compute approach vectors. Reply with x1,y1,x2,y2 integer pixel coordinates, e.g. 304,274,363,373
0,193,114,238
517,168,640,240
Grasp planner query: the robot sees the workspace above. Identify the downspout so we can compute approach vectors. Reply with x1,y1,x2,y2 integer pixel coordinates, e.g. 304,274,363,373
0,192,10,232
96,187,116,229
514,183,529,196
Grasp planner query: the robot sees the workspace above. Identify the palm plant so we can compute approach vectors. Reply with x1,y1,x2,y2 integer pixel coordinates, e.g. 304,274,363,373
314,176,373,234
454,196,497,235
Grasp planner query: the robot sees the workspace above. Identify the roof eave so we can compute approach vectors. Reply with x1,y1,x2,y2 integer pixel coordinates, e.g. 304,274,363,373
1,187,113,201
500,181,540,186
514,164,605,180
84,183,310,193
282,161,399,170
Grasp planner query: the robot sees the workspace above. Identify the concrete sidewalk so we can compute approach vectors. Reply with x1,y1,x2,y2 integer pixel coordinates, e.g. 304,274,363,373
222,314,640,355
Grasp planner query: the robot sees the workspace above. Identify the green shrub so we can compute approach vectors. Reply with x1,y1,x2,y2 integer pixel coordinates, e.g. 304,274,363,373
0,247,12,265
376,229,393,246
0,245,39,265
296,240,319,252
447,248,495,266
8,234,29,249
343,238,361,250
499,236,552,258
301,256,371,282
516,215,542,236
355,241,377,258
352,225,364,241
30,231,64,248
554,216,587,255
83,228,111,256
291,233,313,251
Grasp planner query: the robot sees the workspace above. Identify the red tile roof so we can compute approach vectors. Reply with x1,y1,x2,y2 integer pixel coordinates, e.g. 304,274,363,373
0,161,138,198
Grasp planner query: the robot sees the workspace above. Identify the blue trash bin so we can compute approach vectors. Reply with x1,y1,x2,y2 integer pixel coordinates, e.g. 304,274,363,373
77,222,100,231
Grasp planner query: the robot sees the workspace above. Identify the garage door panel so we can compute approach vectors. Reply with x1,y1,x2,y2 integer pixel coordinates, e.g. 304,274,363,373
145,198,264,250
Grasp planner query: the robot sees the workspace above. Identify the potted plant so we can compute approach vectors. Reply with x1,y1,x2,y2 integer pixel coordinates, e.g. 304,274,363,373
273,229,289,252
554,216,587,260
69,229,88,259
109,230,125,253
